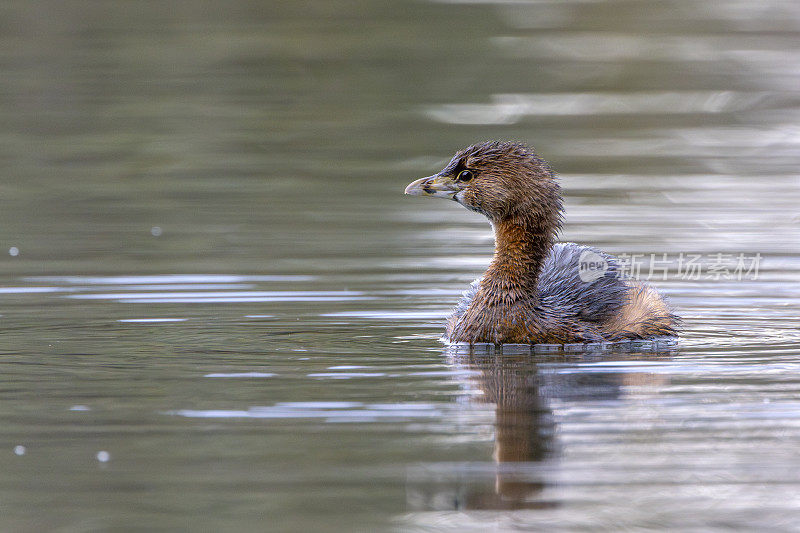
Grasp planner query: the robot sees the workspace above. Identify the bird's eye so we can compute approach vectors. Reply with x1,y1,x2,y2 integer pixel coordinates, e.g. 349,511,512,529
457,170,474,182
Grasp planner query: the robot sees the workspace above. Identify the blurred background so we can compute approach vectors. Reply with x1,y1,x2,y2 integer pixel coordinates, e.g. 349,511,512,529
1,1,799,531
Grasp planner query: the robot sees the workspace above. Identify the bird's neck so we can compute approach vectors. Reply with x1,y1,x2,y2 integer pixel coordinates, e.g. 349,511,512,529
451,210,559,344
485,214,555,296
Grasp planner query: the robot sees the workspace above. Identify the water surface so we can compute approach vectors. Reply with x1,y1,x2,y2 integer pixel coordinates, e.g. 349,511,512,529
1,1,799,531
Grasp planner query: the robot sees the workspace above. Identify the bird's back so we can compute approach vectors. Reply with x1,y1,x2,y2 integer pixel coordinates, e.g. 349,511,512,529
537,242,629,324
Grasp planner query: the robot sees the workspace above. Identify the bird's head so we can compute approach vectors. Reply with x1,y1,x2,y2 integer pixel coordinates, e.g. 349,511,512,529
404,141,561,224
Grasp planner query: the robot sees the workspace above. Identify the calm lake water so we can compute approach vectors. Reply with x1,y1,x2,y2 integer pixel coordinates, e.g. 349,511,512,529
1,1,800,531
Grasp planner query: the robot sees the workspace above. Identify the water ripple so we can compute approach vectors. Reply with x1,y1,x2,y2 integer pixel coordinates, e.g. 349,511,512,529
25,275,315,284
118,318,188,323
204,372,277,378
167,402,481,421
426,91,782,125
65,290,373,304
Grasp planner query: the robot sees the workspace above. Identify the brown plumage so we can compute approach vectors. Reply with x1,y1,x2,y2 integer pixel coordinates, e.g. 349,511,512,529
405,140,679,345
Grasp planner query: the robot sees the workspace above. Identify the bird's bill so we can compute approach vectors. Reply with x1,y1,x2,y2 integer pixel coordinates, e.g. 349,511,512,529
404,175,458,198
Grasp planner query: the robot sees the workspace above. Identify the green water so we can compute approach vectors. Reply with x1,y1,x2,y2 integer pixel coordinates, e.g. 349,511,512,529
1,1,799,531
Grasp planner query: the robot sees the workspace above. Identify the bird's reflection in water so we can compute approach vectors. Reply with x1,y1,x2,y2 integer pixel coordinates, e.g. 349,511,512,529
466,350,555,510
407,344,674,511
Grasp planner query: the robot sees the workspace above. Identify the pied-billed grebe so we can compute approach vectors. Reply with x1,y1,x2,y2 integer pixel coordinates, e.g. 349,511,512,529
405,141,679,345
